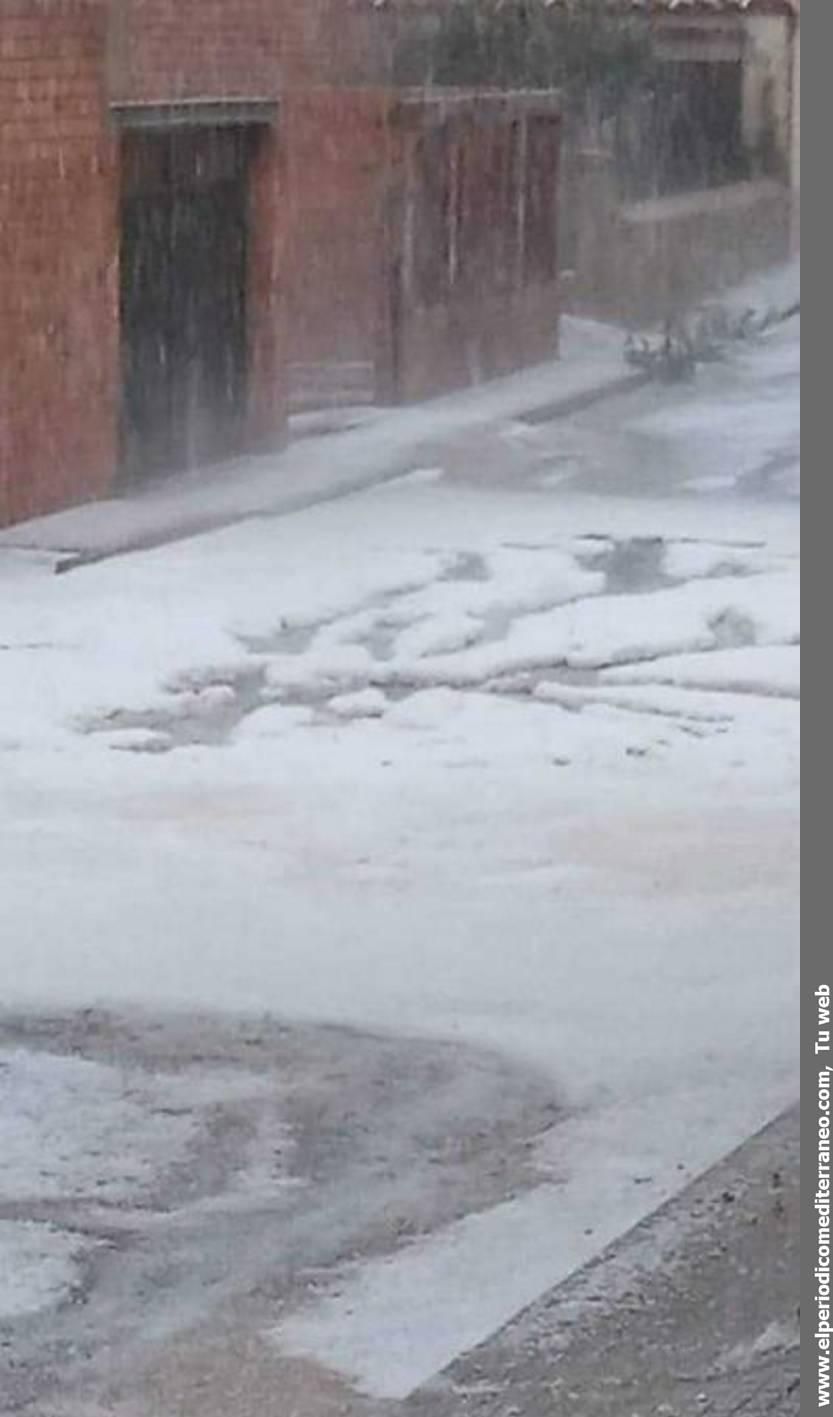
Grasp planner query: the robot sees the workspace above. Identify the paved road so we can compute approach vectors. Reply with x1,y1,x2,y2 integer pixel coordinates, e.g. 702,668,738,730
24,1052,796,1417
0,1009,559,1416
2,297,799,1417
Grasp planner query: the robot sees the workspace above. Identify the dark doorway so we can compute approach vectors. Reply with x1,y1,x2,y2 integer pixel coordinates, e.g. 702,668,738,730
120,127,251,483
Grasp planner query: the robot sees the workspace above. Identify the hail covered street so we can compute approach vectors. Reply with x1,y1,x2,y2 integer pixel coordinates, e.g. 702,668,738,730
0,296,799,1414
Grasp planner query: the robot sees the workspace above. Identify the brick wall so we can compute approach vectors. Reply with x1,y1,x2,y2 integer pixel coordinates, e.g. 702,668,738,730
0,0,118,526
565,153,792,325
247,124,289,450
107,0,281,103
0,0,561,525
107,0,390,102
281,87,393,384
384,97,562,403
280,89,562,408
0,0,295,526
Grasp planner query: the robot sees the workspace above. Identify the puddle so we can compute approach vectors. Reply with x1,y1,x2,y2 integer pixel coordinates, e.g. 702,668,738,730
574,536,672,594
78,540,779,755
83,665,269,751
362,624,403,662
573,535,767,596
439,551,490,583
240,623,319,655
710,608,758,649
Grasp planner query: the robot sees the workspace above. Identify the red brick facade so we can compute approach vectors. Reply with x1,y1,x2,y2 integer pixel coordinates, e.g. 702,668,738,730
282,87,394,382
0,0,117,525
283,88,561,405
0,0,292,524
107,0,283,104
383,93,561,401
0,0,561,526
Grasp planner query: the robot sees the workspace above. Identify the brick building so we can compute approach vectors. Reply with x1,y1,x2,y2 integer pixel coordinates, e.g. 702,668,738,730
0,0,561,526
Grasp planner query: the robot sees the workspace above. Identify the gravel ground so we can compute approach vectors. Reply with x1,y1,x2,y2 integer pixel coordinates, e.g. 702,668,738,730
34,1104,798,1417
12,1011,797,1417
407,1104,799,1417
0,1008,560,1415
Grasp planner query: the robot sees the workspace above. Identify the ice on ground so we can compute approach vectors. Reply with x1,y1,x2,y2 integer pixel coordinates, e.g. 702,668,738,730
316,546,605,664
264,642,375,695
329,688,388,719
0,1048,297,1322
358,684,797,776
0,1221,89,1320
233,703,316,741
684,474,739,494
662,540,783,582
270,1086,791,1401
630,369,799,490
720,257,799,317
0,1048,198,1204
602,645,800,698
0,548,65,582
394,610,485,660
533,680,737,722
719,1318,800,1373
384,570,799,687
0,469,799,750
0,294,799,1393
395,466,446,486
0,1048,292,1207
100,727,174,753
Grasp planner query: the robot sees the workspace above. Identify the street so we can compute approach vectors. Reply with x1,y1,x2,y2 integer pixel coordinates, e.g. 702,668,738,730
0,295,799,1414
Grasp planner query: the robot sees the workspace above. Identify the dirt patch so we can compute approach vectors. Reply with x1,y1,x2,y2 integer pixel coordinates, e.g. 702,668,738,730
0,1009,561,1415
405,1106,799,1417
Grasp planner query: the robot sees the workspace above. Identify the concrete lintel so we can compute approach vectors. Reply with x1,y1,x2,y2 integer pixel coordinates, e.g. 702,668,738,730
110,98,279,131
391,87,562,130
621,175,787,224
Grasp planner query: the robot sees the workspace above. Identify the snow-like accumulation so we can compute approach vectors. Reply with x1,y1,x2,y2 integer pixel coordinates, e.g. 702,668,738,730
234,702,316,740
0,297,799,1392
0,1221,89,1320
271,1089,783,1399
369,568,799,687
0,1046,296,1325
0,1048,197,1203
603,645,801,698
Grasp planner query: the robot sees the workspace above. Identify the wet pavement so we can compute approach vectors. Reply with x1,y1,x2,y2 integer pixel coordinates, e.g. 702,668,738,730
30,1101,798,1417
0,1009,560,1416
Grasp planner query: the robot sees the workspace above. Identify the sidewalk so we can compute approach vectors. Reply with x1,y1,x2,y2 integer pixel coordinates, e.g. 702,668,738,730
405,1104,799,1417
0,317,641,568
0,256,798,570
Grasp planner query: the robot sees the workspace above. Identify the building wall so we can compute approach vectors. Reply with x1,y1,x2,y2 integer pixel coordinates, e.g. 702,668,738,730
279,90,562,408
567,166,791,326
280,87,394,401
1,0,562,525
741,14,793,177
106,0,281,103
246,125,290,450
562,9,796,326
106,0,390,101
0,0,297,526
0,0,118,526
790,13,799,247
386,100,561,402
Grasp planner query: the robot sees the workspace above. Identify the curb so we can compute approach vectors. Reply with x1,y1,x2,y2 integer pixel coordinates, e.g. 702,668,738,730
517,368,649,425
5,362,645,574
